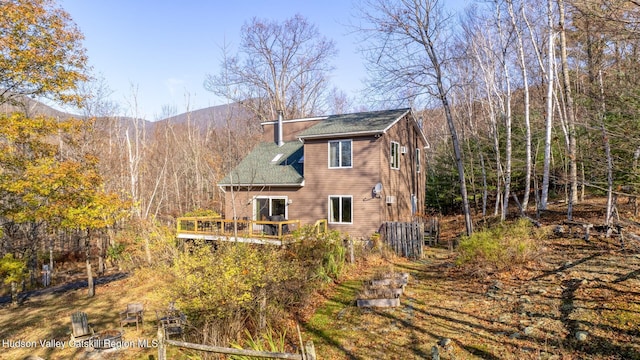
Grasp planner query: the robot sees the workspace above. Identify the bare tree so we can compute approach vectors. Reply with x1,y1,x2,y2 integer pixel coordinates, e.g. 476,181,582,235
557,0,579,219
463,8,505,217
506,0,533,213
204,14,338,120
358,0,473,235
523,0,556,211
491,1,515,221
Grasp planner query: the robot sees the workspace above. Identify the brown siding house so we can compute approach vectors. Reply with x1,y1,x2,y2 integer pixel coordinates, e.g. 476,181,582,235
218,108,427,238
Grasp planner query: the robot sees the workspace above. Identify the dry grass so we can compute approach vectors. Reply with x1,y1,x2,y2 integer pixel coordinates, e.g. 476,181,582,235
0,268,170,360
304,198,640,359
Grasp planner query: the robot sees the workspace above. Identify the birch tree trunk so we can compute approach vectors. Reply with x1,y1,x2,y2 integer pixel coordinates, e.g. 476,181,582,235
495,3,513,221
598,70,614,229
557,0,579,219
541,0,556,210
467,21,502,217
507,0,533,213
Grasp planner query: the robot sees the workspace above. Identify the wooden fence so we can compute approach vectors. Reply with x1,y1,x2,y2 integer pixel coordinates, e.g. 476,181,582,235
379,221,424,259
157,328,316,360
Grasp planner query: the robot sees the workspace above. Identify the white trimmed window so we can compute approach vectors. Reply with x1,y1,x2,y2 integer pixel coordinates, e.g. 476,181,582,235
329,196,352,224
390,141,400,170
328,140,352,168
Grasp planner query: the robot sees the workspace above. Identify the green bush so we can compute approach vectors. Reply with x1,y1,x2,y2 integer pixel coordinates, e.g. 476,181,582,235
456,218,538,274
106,242,126,262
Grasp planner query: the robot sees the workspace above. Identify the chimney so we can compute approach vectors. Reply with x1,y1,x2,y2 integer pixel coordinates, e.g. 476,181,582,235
277,110,284,147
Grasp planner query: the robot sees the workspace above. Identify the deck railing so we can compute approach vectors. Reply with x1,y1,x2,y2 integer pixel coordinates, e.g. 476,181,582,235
313,219,328,235
176,216,303,240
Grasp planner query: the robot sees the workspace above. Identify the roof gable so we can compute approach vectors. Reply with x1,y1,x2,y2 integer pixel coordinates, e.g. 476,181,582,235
297,108,411,139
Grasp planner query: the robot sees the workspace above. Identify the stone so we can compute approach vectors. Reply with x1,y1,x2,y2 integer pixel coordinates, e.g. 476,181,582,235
575,331,588,341
519,296,532,304
438,338,451,347
523,326,535,335
491,280,504,290
431,345,440,360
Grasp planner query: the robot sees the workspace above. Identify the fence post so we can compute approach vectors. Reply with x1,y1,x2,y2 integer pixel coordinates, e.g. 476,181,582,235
157,326,166,360
305,341,316,360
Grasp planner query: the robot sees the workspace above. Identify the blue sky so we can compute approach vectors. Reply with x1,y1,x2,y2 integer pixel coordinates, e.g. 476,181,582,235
61,0,468,120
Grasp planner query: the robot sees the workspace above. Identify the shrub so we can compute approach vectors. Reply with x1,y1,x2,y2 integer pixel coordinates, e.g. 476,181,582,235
165,242,290,320
153,226,349,348
288,226,346,283
455,218,539,275
114,217,178,269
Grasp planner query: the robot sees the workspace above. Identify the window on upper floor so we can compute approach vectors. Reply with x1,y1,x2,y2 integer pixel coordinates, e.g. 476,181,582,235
329,195,352,224
328,139,352,168
416,148,421,173
390,141,400,170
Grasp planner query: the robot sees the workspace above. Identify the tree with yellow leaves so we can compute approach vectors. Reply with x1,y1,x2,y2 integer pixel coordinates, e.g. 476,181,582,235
0,113,129,298
0,0,88,107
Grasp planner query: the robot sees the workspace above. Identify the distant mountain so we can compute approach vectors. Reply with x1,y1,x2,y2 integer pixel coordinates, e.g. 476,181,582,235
154,102,252,131
1,97,254,134
0,97,78,119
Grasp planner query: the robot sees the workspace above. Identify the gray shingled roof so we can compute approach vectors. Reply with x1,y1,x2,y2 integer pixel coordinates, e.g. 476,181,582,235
297,108,411,139
218,141,304,186
219,108,414,187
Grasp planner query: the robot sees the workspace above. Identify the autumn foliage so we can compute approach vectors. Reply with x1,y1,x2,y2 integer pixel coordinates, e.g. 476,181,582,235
0,0,88,106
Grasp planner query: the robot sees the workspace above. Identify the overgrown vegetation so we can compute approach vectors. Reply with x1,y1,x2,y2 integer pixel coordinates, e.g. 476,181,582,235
455,218,541,275
135,225,350,352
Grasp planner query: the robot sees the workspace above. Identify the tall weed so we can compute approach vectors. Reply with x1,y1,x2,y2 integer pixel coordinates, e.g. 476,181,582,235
289,226,346,283
230,327,287,359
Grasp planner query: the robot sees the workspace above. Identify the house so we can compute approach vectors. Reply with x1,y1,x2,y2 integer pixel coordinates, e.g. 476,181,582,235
217,108,428,238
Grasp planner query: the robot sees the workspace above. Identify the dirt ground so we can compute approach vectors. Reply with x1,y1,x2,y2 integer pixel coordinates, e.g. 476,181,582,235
307,197,640,359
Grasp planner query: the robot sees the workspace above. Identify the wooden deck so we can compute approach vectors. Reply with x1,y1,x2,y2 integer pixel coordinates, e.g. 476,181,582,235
176,217,328,246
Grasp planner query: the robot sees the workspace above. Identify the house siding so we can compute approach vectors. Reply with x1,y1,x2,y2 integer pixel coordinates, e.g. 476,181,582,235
380,114,426,222
221,110,427,239
301,136,383,237
223,187,308,222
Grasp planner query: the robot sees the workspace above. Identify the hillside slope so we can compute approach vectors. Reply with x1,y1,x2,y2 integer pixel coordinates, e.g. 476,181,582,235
307,198,640,359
